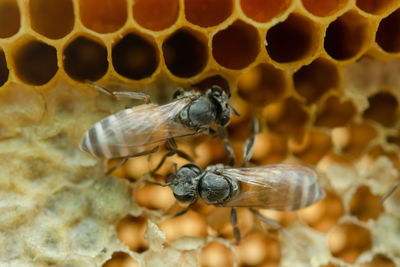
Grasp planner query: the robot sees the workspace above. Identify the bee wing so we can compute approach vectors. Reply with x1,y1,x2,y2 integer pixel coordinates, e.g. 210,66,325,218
221,164,325,211
80,97,196,158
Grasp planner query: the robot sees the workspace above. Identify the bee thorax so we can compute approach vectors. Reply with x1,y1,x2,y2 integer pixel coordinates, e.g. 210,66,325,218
198,173,232,205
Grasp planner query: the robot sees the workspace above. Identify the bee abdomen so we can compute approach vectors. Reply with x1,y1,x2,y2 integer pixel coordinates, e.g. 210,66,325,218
80,115,129,158
289,178,325,210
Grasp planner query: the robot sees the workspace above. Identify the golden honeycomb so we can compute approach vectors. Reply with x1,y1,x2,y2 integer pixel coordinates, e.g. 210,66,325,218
0,0,400,266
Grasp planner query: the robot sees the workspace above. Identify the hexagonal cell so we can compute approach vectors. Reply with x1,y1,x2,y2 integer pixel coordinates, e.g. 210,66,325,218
293,58,340,104
324,11,370,60
363,92,398,127
159,210,207,242
252,133,288,164
349,186,384,221
289,130,332,164
133,0,179,31
302,0,349,17
29,0,74,39
212,20,259,69
185,0,232,27
356,0,398,15
163,28,207,77
236,231,280,267
376,9,400,53
0,50,8,87
328,222,372,264
113,33,158,80
63,36,108,82
0,0,20,38
335,123,378,158
300,190,344,233
266,13,319,63
14,40,58,85
315,96,356,127
79,0,127,33
238,63,286,106
240,0,292,23
359,254,396,267
117,215,148,252
265,97,309,139
192,75,231,94
103,252,139,267
199,241,234,267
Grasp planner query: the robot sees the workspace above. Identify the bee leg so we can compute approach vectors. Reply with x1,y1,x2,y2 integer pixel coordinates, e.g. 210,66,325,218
106,158,128,176
249,208,283,230
217,126,235,166
167,138,194,162
230,208,241,243
106,146,160,175
241,118,259,167
87,81,151,104
382,182,400,203
151,150,176,174
171,201,195,217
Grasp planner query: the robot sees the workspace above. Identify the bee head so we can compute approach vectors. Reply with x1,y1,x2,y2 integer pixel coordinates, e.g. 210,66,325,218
207,85,234,127
167,164,202,203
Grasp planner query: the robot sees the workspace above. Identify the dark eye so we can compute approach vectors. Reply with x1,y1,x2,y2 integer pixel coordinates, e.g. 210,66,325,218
212,88,222,97
182,164,202,176
174,193,195,203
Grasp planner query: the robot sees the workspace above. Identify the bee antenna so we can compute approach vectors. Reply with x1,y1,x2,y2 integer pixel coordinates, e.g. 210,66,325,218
215,74,231,97
382,182,399,203
145,180,172,187
231,105,240,116
173,163,178,174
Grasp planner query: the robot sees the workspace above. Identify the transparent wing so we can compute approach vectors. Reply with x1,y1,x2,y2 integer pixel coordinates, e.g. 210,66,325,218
99,97,196,148
221,164,325,211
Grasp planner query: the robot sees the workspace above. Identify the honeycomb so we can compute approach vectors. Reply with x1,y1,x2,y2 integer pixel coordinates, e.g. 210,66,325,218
1,0,400,266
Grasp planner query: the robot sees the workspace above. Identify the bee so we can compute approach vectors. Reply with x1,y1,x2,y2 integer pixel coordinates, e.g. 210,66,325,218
80,79,238,163
149,119,325,241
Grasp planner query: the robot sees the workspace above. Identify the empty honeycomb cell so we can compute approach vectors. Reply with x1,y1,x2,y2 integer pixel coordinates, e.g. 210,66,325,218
163,29,207,77
324,11,370,60
199,241,233,267
29,0,74,39
185,0,232,27
339,123,378,158
133,0,179,31
349,186,384,221
293,58,339,104
289,130,332,164
240,0,291,23
103,252,139,267
0,50,8,87
376,9,400,53
363,92,398,127
359,254,396,267
356,0,397,15
238,63,286,106
237,231,280,267
117,215,148,252
63,36,108,82
212,20,259,69
0,0,20,38
252,133,288,164
265,97,309,138
14,40,58,85
315,96,356,127
266,14,318,63
302,0,348,17
328,222,372,264
300,190,344,233
79,0,127,33
113,33,158,80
